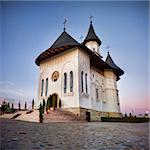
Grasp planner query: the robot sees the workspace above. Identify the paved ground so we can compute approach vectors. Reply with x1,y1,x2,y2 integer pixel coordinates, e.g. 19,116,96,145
0,118,149,150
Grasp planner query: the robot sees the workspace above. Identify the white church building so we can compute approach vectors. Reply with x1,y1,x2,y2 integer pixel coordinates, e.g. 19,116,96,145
35,20,124,121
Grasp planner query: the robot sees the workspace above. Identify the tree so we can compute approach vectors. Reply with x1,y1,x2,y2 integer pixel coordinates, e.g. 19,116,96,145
18,101,21,110
25,101,27,110
7,102,10,108
11,103,14,109
1,101,9,112
39,103,44,123
32,99,34,109
50,95,52,107
124,113,127,117
59,99,61,108
129,113,132,118
43,99,46,112
47,95,51,110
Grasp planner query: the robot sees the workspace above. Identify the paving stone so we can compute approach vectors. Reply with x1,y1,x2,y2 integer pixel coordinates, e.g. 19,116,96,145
1,118,149,150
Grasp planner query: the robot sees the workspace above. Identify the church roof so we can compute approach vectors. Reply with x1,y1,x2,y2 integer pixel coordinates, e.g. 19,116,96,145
35,31,80,66
105,52,124,77
35,29,123,80
50,31,79,48
83,22,101,45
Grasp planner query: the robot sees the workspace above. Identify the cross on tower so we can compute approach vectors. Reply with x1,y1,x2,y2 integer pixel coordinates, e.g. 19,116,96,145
106,45,110,54
80,35,83,42
89,15,93,23
63,18,67,31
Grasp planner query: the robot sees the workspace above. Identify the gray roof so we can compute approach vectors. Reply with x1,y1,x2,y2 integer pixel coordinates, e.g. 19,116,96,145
50,31,79,48
83,22,101,45
105,52,124,76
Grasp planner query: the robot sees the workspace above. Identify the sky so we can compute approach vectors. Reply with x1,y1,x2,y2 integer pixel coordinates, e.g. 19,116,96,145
0,1,149,114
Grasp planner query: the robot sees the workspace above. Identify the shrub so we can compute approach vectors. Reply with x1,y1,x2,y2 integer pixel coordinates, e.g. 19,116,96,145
32,99,34,109
39,103,44,123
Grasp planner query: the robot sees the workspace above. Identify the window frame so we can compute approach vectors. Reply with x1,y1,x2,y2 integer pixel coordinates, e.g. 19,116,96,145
85,73,88,93
64,73,67,93
45,78,48,96
70,71,73,92
81,71,84,93
41,79,44,97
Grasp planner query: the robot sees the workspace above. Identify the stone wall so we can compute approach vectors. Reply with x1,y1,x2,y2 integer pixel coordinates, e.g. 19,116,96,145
62,107,122,122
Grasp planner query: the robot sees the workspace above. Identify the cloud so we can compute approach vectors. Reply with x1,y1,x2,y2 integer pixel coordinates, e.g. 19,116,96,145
0,81,30,104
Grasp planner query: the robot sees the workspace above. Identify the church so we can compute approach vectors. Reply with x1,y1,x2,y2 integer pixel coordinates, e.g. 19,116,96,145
35,20,124,121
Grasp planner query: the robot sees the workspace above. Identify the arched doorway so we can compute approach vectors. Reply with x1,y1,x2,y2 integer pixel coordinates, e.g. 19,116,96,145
51,93,61,108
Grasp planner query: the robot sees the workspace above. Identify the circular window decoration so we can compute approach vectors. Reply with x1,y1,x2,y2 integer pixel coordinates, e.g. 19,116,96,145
52,71,59,82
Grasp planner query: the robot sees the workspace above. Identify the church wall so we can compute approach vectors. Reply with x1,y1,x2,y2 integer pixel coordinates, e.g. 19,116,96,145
85,41,99,53
37,48,79,108
78,49,91,109
103,70,120,112
90,68,105,111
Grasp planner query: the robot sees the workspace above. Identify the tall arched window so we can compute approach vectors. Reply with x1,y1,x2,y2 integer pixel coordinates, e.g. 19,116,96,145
81,71,84,92
41,79,44,96
70,71,73,92
64,73,67,93
85,73,88,93
45,78,48,96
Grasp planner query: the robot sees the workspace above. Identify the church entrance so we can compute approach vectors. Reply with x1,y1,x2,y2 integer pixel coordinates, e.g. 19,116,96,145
51,94,61,108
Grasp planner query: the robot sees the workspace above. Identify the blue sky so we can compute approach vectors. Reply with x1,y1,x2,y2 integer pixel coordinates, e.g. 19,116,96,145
0,1,149,114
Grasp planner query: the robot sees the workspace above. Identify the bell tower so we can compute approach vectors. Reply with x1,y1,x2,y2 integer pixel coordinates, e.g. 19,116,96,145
83,18,101,54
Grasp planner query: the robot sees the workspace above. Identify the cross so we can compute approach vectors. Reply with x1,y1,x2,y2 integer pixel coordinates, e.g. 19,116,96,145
106,45,110,54
89,15,93,23
80,35,83,42
63,18,67,31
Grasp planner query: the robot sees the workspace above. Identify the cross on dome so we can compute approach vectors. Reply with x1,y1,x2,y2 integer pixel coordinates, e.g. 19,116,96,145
63,18,67,31
89,15,93,23
106,45,110,54
80,35,83,42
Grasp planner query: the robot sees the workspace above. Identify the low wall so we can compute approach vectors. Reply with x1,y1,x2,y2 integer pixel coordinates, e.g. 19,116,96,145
62,107,122,121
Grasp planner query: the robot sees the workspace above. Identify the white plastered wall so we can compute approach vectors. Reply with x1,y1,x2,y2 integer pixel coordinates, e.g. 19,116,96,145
78,49,91,109
90,68,105,111
85,41,100,54
103,70,120,112
37,48,79,108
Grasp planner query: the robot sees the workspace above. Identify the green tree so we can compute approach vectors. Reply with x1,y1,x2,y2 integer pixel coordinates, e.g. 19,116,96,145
7,102,10,108
25,101,27,110
43,99,46,112
47,95,51,110
18,101,21,110
39,103,44,123
11,103,14,109
32,99,34,109
1,101,9,112
50,95,52,107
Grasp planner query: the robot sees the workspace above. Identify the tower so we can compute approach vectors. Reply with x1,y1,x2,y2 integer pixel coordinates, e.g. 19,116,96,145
83,21,101,54
104,52,124,114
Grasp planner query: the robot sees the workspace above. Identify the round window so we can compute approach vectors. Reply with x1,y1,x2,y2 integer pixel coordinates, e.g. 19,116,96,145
52,71,59,82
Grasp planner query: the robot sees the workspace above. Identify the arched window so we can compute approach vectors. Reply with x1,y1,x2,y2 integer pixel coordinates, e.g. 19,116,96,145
64,73,67,93
70,71,73,92
45,78,48,96
81,71,84,92
85,73,88,93
96,88,99,100
41,79,44,96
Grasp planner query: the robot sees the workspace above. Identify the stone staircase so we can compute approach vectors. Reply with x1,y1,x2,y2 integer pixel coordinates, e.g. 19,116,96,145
44,108,85,123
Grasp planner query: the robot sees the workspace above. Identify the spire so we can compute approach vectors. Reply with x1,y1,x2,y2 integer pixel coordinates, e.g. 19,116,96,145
105,52,124,76
83,21,101,45
50,31,79,49
63,19,67,31
106,45,110,54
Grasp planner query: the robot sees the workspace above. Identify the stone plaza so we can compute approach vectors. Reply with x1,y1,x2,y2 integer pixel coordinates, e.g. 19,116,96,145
1,118,149,150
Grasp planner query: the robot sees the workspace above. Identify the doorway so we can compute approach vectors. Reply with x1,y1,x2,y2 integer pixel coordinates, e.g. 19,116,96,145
86,112,91,122
51,93,61,108
51,94,58,108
